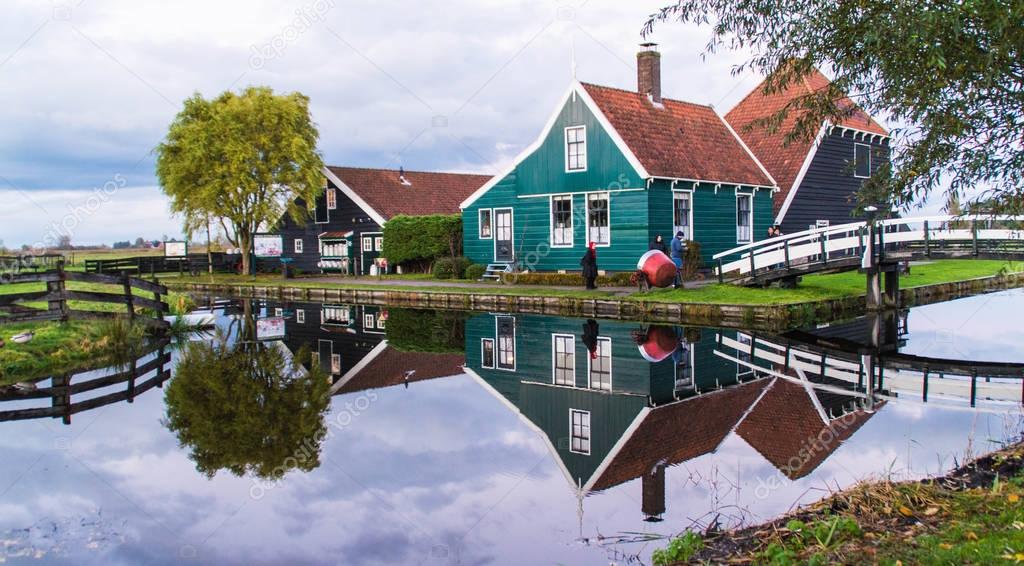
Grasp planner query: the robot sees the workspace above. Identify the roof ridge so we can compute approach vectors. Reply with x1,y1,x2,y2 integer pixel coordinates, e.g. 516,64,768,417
326,164,491,178
580,81,714,110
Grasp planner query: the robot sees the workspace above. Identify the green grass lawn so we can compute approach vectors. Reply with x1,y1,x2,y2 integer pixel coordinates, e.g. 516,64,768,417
0,279,195,315
0,320,121,384
160,259,1022,306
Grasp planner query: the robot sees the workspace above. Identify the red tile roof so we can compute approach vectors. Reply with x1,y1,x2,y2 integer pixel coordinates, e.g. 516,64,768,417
327,166,492,220
591,379,771,492
581,82,774,187
725,68,888,216
736,378,879,479
334,347,465,395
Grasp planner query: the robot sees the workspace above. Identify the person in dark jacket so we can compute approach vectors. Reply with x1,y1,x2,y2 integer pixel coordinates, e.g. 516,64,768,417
670,231,686,289
582,319,600,359
649,234,668,254
580,241,598,290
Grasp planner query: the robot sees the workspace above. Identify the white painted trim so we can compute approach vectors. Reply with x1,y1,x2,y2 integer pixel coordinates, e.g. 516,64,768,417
495,315,517,372
492,207,515,263
549,194,574,248
586,336,613,391
735,193,754,244
853,142,872,179
326,188,338,210
585,192,611,248
672,189,695,241
794,367,832,425
832,124,890,141
568,408,592,455
323,166,388,227
717,112,778,188
328,339,390,394
517,187,646,199
459,81,649,211
294,238,304,254
580,407,651,492
775,123,829,226
652,176,774,191
478,208,493,239
564,125,588,173
552,333,577,386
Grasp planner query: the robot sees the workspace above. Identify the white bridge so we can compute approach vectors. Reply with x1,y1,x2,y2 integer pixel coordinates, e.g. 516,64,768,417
712,215,1024,287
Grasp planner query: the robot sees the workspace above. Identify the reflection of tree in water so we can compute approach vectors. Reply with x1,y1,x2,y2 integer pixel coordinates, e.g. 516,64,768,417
164,306,330,480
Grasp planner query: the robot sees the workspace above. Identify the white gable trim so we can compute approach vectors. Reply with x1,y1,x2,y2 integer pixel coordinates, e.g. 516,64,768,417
322,166,388,227
329,339,389,395
717,112,779,188
775,123,830,226
459,81,650,210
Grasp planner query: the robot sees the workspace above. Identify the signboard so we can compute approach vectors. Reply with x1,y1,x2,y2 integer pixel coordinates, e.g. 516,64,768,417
254,234,283,258
257,317,286,341
164,241,188,258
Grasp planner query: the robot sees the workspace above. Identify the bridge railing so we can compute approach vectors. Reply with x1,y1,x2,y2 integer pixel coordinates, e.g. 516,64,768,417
714,215,1024,282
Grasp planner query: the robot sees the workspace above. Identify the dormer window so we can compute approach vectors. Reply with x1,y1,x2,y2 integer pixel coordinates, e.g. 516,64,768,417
565,126,587,172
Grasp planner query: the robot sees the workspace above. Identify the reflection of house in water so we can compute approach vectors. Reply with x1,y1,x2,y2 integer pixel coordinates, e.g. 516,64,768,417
462,313,874,522
258,300,465,395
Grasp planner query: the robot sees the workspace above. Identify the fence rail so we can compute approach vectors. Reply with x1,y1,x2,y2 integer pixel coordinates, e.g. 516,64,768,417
0,261,169,325
83,253,241,276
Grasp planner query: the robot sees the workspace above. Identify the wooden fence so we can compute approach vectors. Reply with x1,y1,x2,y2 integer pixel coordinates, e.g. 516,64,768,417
0,340,171,424
84,253,241,276
0,261,169,325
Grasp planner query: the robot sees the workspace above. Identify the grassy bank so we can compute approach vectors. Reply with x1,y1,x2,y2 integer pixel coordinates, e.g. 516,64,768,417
653,440,1024,565
160,259,1021,307
0,319,144,384
0,279,196,315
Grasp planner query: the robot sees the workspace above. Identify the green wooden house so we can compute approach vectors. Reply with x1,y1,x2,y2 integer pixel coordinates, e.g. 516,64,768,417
462,312,878,520
461,46,778,273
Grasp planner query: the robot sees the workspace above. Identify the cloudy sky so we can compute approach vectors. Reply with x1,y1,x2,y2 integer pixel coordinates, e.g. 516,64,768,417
1,0,781,247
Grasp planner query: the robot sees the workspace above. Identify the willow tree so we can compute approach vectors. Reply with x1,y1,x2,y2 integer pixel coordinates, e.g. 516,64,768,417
155,86,324,274
646,0,1024,213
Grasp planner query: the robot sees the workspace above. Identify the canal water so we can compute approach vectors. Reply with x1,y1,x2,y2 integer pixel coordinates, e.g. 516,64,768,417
0,290,1021,565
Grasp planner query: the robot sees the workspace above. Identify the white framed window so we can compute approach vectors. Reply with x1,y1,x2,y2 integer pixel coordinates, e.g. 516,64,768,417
363,313,374,328
736,194,753,244
479,209,493,239
362,236,373,250
274,307,283,317
481,338,495,369
327,188,337,210
374,236,384,251
588,337,612,391
496,316,516,371
854,143,871,178
296,309,305,324
550,195,574,247
673,191,693,240
552,334,576,386
565,126,587,172
586,192,610,246
294,239,304,254
674,341,694,393
331,354,341,375
570,409,591,455
376,316,385,329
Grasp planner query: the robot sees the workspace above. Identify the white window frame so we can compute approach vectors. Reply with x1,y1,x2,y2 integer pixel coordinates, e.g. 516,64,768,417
296,309,305,324
569,409,591,455
362,236,373,251
549,195,574,248
496,316,516,372
587,337,612,391
564,125,587,173
736,193,753,244
481,338,495,369
327,188,337,210
374,236,384,251
363,313,374,328
854,143,871,178
274,307,283,317
586,192,611,247
479,209,493,239
376,316,386,330
552,334,576,386
294,239,304,254
672,190,694,241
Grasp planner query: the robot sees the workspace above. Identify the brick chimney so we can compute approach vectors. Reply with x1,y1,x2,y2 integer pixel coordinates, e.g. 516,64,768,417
637,43,661,104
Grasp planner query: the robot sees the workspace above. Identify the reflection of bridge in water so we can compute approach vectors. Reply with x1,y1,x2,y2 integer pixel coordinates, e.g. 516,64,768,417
715,311,1024,411
0,340,171,424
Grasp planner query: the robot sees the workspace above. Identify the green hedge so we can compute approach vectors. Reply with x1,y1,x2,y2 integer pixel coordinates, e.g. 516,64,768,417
385,309,467,353
432,257,472,279
465,264,486,280
382,214,462,266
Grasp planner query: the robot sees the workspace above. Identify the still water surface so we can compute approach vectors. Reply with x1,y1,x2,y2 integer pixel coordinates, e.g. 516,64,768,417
1,290,1022,565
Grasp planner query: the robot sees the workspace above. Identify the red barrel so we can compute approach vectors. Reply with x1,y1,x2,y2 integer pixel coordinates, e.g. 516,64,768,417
637,326,679,362
637,250,677,288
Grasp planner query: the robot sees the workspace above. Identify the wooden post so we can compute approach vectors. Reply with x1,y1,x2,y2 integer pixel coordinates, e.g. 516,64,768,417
923,220,931,258
922,369,929,402
820,235,828,265
748,250,756,278
783,240,791,269
970,370,977,407
48,260,68,322
972,221,979,256
717,258,724,284
122,271,135,320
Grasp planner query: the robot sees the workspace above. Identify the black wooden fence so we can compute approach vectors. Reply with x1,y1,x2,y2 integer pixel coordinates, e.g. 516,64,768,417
0,261,169,325
84,253,241,276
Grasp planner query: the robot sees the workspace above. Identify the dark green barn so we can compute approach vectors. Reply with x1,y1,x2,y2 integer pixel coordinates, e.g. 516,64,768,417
461,47,777,273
